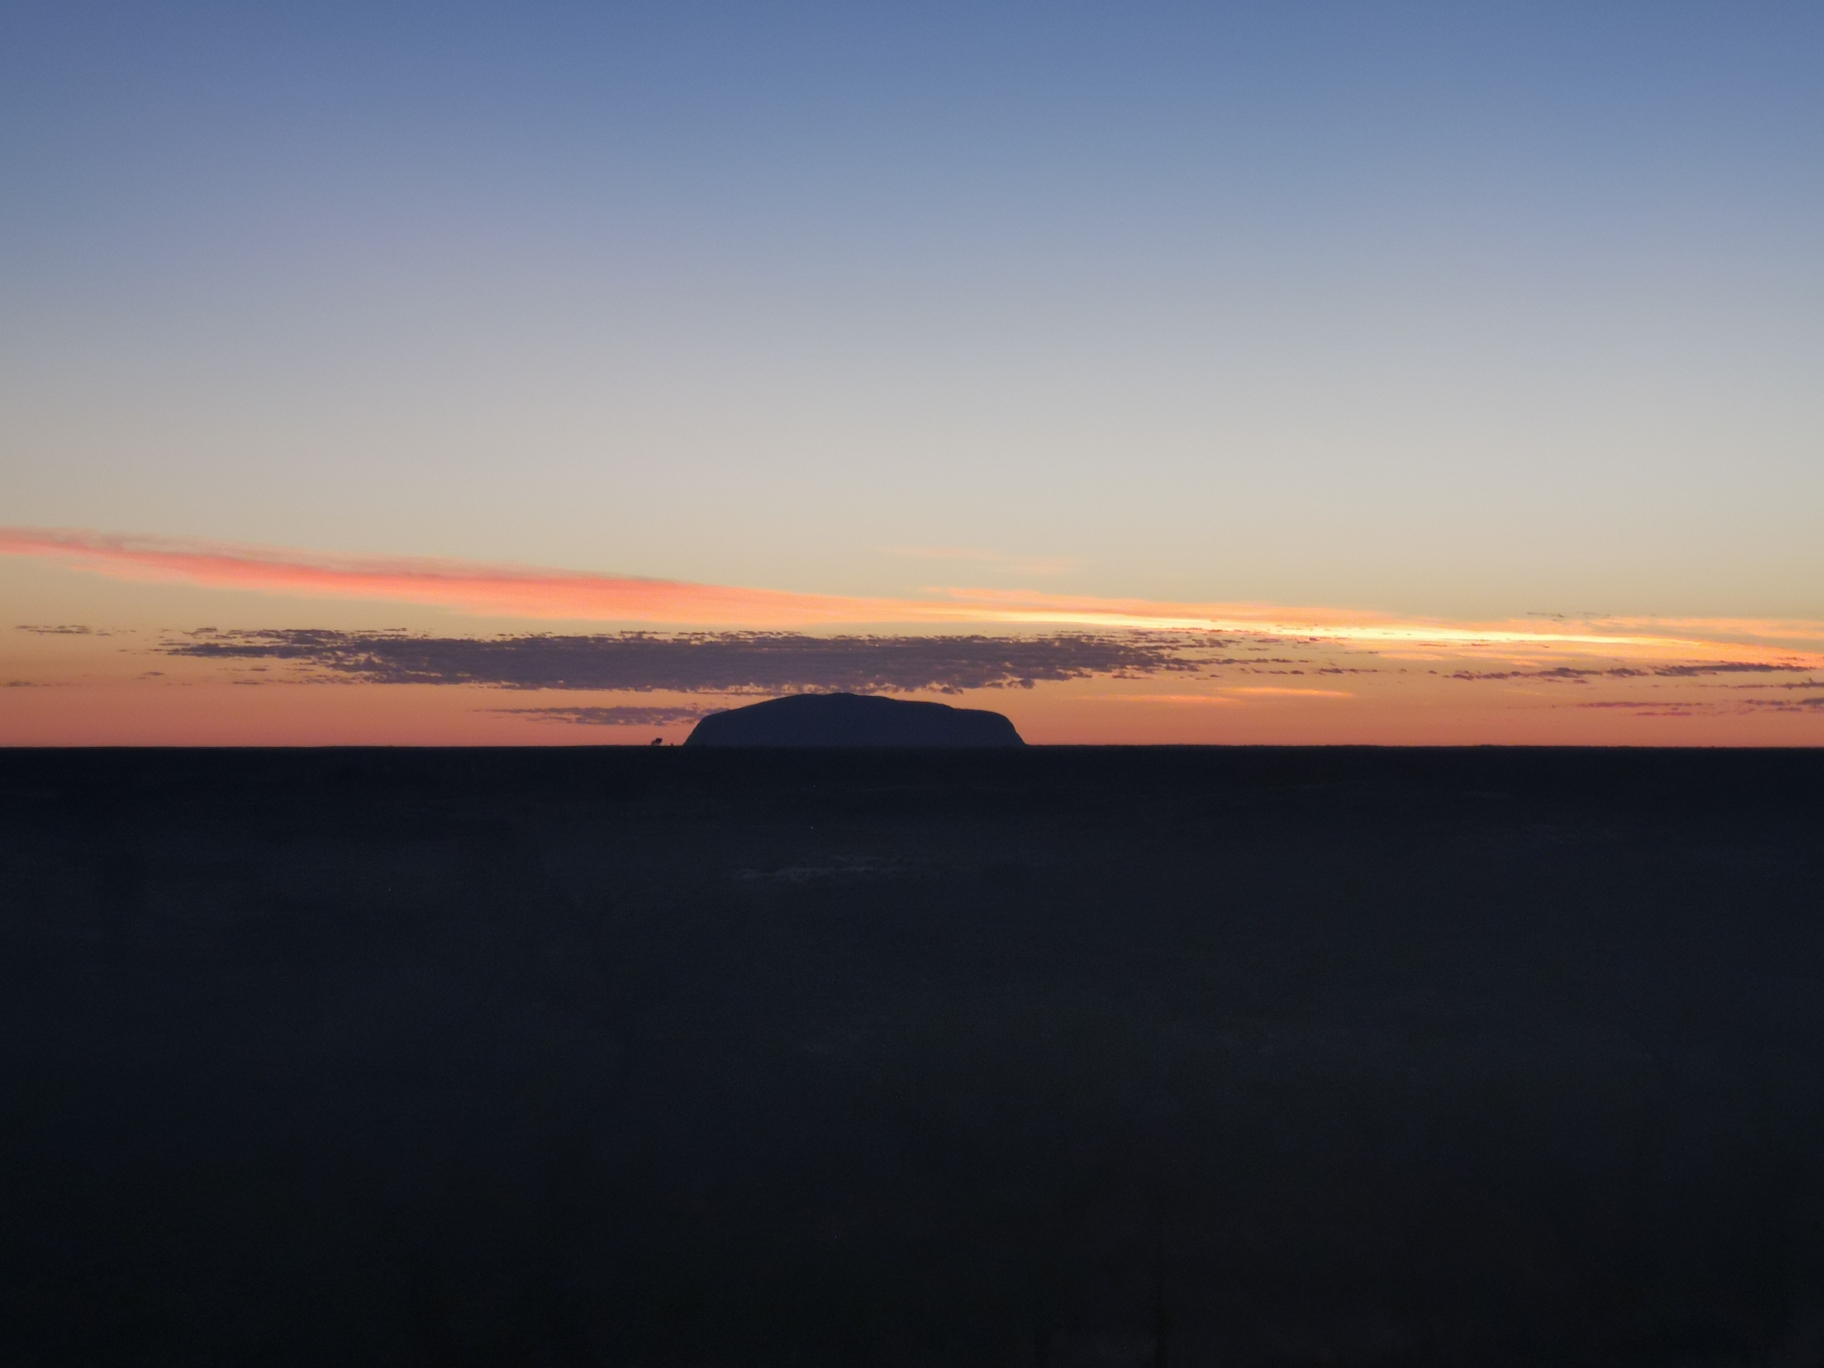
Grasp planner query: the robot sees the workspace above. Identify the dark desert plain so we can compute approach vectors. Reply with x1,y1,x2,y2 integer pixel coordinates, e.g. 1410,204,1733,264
5,743,1824,1367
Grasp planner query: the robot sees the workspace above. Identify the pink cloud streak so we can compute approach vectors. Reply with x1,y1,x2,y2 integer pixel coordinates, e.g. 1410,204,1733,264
0,526,904,626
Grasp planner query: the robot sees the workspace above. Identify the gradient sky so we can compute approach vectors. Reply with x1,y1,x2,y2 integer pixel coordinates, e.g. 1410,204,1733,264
2,2,1821,743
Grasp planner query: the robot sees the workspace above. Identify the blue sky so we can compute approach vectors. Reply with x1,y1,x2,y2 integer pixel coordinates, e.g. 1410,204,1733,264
3,1,1821,620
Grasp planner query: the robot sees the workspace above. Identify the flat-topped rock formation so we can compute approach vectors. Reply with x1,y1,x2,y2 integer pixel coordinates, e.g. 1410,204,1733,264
684,692,1024,747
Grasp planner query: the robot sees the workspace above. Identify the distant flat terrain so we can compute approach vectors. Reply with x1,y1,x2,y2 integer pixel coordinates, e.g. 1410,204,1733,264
3,747,1823,1367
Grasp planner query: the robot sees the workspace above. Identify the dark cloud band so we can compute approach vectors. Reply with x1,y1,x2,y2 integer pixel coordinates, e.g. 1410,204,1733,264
160,629,1213,695
487,705,723,726
1452,662,1811,683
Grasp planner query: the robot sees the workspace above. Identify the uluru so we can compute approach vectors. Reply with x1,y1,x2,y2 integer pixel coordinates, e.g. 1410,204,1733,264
684,692,1024,748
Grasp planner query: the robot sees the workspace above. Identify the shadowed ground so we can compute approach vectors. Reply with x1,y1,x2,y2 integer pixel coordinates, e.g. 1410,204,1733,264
2,746,1822,1366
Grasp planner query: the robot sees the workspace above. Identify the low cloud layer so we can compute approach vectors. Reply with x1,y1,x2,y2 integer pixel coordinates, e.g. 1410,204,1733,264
1575,694,1824,715
487,705,723,726
1447,662,1813,683
12,528,1823,665
160,629,1213,694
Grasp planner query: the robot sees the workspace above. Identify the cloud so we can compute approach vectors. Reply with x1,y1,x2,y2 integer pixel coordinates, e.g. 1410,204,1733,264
15,624,96,635
1574,700,1708,716
1450,662,1816,684
158,629,1213,694
1573,694,1824,715
1649,662,1807,677
9,528,1824,666
1,527,898,627
486,705,724,726
1449,667,1609,682
1576,700,1706,709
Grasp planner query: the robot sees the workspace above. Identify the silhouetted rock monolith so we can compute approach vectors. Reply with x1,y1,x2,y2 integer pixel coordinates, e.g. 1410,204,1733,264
684,692,1024,747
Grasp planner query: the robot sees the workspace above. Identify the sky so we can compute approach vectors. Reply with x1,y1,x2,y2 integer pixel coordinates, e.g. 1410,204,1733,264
2,1,1821,744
